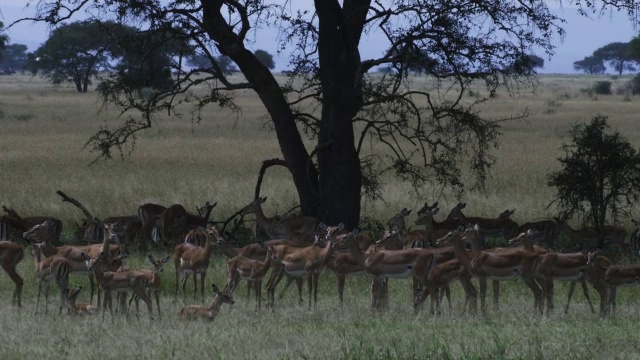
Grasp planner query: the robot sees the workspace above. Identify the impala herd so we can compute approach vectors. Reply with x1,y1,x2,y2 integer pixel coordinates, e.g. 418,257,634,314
0,196,639,322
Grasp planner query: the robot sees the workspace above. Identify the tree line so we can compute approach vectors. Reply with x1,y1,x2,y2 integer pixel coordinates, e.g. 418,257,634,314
574,36,640,75
0,21,276,93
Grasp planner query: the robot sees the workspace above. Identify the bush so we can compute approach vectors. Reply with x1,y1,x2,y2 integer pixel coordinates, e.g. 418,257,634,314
627,74,640,95
592,81,611,95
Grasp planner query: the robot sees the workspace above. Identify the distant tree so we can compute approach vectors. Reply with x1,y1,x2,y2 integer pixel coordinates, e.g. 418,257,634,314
187,53,237,75
548,115,640,249
0,22,8,54
216,55,238,75
27,21,129,92
505,54,544,74
573,56,606,74
594,42,636,75
626,35,640,62
253,49,275,70
0,44,28,71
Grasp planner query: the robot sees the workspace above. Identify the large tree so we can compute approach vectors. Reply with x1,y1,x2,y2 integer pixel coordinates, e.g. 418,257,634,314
0,44,28,72
548,115,640,249
594,42,636,75
27,21,130,92
17,1,640,227
574,56,606,75
254,49,275,70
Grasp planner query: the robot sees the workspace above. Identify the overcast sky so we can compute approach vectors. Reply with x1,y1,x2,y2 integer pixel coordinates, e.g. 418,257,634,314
1,2,638,74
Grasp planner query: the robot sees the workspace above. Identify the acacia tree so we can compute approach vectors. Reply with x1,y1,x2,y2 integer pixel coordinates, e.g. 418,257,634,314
594,42,636,75
574,56,606,74
548,115,640,249
27,21,129,92
254,49,275,70
17,1,640,227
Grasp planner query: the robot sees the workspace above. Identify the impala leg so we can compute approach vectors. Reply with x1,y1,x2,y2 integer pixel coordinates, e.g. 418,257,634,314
181,273,190,305
2,263,23,307
174,265,180,303
444,285,452,313
246,281,251,298
579,278,595,314
337,274,345,306
564,281,577,314
200,271,206,304
610,287,617,314
44,280,51,315
266,265,286,308
192,273,197,303
461,276,478,315
307,273,313,308
295,277,304,305
256,280,262,310
154,291,161,318
35,279,44,314
522,275,543,315
313,273,320,308
479,277,487,315
89,275,95,305
545,279,555,315
492,280,500,311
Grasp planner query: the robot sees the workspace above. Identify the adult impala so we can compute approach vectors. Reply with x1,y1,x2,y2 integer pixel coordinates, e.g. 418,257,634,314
174,226,219,304
509,230,595,315
1,206,62,243
242,197,320,242
128,255,170,318
437,225,543,315
137,203,167,244
30,243,71,314
446,202,519,241
161,202,216,245
587,250,640,315
23,219,121,305
225,244,273,309
0,240,24,307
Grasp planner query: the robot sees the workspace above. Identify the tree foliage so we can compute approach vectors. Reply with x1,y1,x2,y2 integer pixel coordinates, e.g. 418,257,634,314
16,0,640,226
574,56,606,74
0,44,28,72
548,115,640,248
593,42,636,75
0,22,8,55
254,49,275,70
26,21,129,92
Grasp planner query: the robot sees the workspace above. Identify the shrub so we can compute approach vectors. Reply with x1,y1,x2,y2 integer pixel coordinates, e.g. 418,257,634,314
592,81,611,95
627,74,640,95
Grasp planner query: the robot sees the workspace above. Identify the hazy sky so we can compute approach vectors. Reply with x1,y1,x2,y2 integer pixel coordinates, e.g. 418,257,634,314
1,2,638,74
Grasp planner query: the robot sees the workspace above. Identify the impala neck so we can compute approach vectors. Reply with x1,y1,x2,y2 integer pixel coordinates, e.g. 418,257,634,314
450,234,474,274
259,253,272,272
208,294,226,313
40,242,59,258
346,236,366,268
252,203,273,230
465,230,484,253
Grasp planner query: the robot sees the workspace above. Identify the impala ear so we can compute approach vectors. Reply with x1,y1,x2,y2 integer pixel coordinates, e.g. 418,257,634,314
432,202,439,208
474,224,480,231
352,228,360,235
147,254,155,264
431,207,439,216
457,225,465,232
318,223,327,231
212,283,221,293
161,254,171,263
337,223,345,230
260,197,267,203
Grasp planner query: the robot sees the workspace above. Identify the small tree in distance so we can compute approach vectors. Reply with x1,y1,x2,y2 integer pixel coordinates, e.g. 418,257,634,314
547,115,640,249
573,56,606,74
253,49,275,70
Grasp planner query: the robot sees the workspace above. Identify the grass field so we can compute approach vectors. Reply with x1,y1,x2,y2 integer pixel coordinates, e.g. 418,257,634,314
2,74,640,359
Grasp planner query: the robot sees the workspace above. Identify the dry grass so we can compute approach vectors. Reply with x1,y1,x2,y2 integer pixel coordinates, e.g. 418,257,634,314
2,73,640,359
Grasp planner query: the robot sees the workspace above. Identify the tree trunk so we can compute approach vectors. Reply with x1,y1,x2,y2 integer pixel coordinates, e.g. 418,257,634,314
202,1,320,217
74,76,82,92
314,0,367,228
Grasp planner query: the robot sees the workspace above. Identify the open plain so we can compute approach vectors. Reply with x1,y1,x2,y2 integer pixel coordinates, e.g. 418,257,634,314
1,74,640,359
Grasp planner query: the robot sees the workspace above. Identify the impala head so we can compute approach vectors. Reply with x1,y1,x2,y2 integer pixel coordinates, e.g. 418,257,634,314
498,209,516,220
104,222,119,243
67,286,83,303
508,229,539,246
375,229,401,248
196,202,217,217
206,226,225,245
212,284,235,305
242,197,267,216
320,222,344,241
446,202,467,220
586,249,604,266
414,288,425,309
415,206,439,226
147,254,170,272
83,251,128,271
435,226,464,246
417,202,438,216
387,208,413,230
23,219,57,242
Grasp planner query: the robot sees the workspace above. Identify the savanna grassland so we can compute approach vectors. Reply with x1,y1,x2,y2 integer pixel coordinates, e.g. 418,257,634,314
2,74,640,359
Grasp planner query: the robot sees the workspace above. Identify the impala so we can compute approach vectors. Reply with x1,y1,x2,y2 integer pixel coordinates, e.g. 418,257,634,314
509,231,595,314
103,215,143,248
242,197,320,241
517,219,560,248
447,203,519,242
161,202,216,245
66,286,98,315
269,232,340,308
415,202,464,238
0,240,24,306
83,252,152,320
1,206,61,242
30,243,71,314
23,219,121,305
387,208,412,233
178,283,234,321
558,222,628,247
437,225,543,315
587,250,639,315
128,255,170,318
344,230,438,311
137,203,167,244
226,244,273,309
175,226,219,304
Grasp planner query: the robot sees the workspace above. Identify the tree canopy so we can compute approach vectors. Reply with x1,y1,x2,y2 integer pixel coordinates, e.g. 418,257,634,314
593,42,636,75
0,44,28,72
548,115,640,249
27,21,128,92
16,0,640,227
573,56,606,74
254,50,275,70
